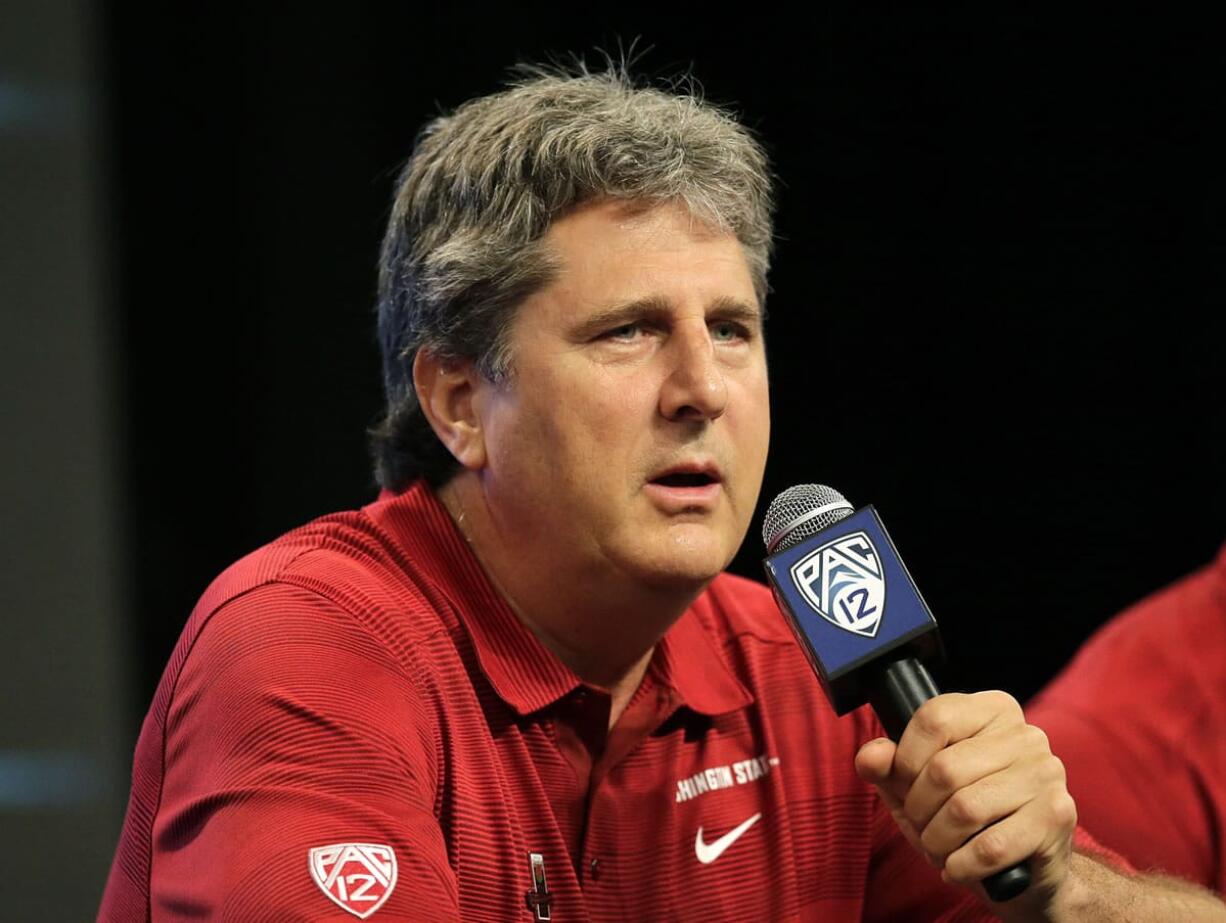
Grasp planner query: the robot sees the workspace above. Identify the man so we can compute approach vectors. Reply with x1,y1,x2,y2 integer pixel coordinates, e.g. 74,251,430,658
101,64,1225,921
1027,543,1226,892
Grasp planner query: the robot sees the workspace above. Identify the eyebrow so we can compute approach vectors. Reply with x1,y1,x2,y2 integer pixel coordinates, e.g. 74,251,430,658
572,295,764,339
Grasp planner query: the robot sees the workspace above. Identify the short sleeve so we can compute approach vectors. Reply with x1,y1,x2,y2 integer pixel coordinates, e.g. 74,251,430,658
150,583,460,921
1027,699,1207,882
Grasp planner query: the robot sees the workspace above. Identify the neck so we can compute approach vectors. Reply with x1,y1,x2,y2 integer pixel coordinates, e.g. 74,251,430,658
439,474,704,723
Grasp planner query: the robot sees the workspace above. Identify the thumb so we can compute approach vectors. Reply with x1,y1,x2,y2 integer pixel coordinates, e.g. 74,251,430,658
854,737,897,789
855,736,925,854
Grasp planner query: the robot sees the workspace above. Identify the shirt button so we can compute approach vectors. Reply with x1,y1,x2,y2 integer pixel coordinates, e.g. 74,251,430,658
589,858,601,880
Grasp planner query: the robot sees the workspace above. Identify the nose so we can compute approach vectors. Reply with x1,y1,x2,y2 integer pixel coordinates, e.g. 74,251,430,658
659,322,728,422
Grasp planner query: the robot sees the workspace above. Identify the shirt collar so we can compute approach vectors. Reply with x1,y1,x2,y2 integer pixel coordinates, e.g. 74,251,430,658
368,480,752,718
654,600,754,716
368,481,579,715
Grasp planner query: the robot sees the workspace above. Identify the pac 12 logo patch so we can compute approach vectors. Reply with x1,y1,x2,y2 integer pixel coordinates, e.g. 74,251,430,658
308,842,397,919
789,530,886,637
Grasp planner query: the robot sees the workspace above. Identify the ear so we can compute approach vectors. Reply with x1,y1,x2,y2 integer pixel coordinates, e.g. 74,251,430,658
413,348,488,471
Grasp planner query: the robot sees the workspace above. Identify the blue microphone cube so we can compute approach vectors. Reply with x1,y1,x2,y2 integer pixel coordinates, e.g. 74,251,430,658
763,505,943,714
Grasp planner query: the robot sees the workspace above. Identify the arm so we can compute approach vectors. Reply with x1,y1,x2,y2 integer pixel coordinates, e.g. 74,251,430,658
855,691,1226,922
151,583,459,921
1045,851,1226,922
1024,585,1221,890
1026,700,1216,886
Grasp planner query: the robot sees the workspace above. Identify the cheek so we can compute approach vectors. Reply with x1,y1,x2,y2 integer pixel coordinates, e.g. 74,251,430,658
481,392,555,488
734,371,772,443
547,366,657,455
752,386,772,455
728,377,772,495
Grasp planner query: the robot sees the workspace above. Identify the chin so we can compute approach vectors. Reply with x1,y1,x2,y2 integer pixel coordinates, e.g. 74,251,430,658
629,530,736,590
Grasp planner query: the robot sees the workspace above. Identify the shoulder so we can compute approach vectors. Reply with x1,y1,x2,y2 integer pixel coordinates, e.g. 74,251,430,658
165,575,450,796
1094,554,1223,651
1034,551,1225,706
1028,548,1226,753
159,506,463,743
189,506,451,656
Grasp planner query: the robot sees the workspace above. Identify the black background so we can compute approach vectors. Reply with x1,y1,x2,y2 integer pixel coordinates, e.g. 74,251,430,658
104,6,1224,726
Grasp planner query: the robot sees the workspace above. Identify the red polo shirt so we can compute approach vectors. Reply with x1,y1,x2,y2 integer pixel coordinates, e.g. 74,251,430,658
1027,544,1226,891
102,482,1041,921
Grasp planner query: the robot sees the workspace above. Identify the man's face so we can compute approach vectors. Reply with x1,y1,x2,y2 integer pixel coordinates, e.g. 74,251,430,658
471,199,770,591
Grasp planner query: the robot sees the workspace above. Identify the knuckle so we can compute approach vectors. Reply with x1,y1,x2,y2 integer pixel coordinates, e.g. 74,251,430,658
983,689,1022,717
1023,738,1066,784
1034,751,1067,789
912,698,952,737
971,827,1008,867
1049,790,1078,830
1046,753,1068,786
1022,723,1050,752
925,751,960,791
946,789,983,827
893,752,925,784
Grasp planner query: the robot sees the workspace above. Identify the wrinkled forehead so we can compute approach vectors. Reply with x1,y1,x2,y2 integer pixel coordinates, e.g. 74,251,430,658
537,198,761,300
527,200,759,314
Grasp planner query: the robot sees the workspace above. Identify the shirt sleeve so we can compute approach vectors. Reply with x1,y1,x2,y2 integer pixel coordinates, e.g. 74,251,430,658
150,582,460,922
1024,563,1220,888
1027,697,1207,882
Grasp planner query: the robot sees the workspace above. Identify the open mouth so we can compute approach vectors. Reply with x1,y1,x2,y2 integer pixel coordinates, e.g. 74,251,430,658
645,465,722,511
651,471,719,488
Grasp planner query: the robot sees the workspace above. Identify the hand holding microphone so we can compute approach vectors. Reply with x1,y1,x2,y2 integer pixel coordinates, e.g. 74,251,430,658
762,485,1075,905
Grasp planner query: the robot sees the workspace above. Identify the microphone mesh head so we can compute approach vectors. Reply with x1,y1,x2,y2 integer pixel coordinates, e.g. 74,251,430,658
762,484,854,553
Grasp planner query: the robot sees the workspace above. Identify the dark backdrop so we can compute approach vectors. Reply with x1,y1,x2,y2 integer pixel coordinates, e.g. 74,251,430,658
104,6,1224,733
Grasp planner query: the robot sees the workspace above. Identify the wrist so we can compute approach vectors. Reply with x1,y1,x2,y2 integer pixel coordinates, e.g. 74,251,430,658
1047,853,1097,915
990,853,1101,923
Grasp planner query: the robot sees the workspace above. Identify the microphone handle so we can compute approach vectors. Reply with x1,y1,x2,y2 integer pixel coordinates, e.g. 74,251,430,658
867,658,1032,903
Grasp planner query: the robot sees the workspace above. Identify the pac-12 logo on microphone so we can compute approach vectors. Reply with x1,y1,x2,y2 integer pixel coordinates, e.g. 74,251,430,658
789,531,885,637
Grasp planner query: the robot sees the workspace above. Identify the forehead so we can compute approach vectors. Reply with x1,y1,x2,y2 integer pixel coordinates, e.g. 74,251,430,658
535,199,760,313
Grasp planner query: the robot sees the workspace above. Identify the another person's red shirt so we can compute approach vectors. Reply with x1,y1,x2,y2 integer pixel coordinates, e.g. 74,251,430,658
103,482,1107,921
1028,543,1226,892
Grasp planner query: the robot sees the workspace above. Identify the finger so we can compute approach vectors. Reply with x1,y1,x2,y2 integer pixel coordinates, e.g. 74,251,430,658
902,727,1039,833
892,691,1023,789
921,725,1064,858
918,766,1030,860
940,787,1077,891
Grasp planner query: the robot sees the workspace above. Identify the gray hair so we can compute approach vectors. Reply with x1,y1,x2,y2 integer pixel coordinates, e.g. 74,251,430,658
370,62,776,490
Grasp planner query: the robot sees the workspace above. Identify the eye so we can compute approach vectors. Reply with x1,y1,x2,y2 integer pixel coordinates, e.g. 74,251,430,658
603,322,644,341
711,320,748,342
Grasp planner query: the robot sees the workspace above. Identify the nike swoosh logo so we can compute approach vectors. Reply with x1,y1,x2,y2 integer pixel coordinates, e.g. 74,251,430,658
694,812,762,865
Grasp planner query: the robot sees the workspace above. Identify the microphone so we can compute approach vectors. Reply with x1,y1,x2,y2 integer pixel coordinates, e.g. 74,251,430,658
761,484,1031,903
